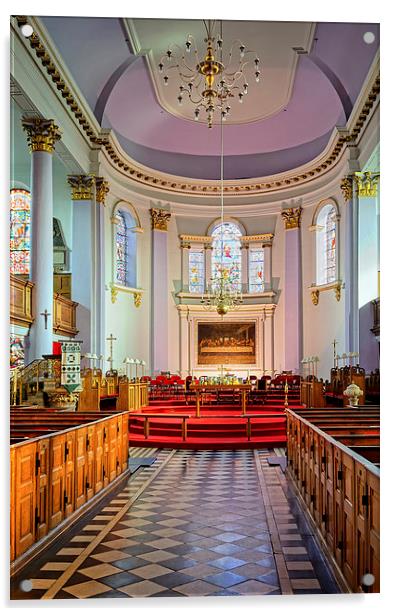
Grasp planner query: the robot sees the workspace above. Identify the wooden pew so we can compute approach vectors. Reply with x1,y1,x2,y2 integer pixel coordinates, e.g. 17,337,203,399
285,407,380,593
10,409,130,568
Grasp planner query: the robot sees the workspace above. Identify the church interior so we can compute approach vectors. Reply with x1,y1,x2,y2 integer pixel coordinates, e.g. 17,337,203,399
8,12,381,603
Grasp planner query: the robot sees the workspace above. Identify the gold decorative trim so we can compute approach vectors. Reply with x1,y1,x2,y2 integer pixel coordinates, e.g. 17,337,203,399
242,233,274,243
180,241,191,249
150,208,171,231
16,18,380,198
110,283,144,308
67,174,95,201
179,234,212,244
281,207,302,230
21,117,61,153
310,281,342,305
96,177,110,205
133,291,142,308
340,176,353,202
311,290,319,305
354,172,380,198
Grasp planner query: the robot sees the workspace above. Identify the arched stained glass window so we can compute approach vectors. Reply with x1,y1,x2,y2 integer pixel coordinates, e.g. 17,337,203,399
316,204,337,285
10,189,31,274
211,221,242,291
115,212,127,285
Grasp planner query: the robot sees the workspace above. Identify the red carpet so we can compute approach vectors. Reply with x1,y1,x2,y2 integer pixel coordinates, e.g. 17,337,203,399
128,398,303,449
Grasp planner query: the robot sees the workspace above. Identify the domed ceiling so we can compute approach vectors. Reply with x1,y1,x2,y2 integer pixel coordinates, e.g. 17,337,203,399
40,16,379,180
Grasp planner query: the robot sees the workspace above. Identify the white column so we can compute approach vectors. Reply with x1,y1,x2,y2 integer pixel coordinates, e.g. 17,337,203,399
150,208,171,373
264,307,275,377
241,244,249,293
179,307,190,377
69,175,96,355
94,178,109,356
344,177,359,354
263,244,272,289
204,246,212,291
181,242,190,292
22,118,61,361
282,207,303,373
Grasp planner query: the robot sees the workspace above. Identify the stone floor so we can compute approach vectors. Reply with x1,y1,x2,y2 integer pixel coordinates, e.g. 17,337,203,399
11,447,340,600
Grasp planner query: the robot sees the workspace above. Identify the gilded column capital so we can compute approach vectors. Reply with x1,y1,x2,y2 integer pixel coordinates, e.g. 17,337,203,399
150,208,171,231
281,207,302,230
22,117,61,153
67,174,95,200
354,172,380,198
180,241,191,249
340,176,353,202
96,177,110,205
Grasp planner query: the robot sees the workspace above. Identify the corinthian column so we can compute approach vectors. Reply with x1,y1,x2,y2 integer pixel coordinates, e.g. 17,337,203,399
281,206,303,373
68,174,96,354
341,175,359,354
22,118,61,361
150,208,171,373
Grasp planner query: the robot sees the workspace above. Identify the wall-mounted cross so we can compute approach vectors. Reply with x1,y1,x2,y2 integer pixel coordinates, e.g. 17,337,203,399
40,309,51,330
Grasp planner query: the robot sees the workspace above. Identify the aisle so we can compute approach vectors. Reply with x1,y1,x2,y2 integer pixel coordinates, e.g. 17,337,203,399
11,448,340,599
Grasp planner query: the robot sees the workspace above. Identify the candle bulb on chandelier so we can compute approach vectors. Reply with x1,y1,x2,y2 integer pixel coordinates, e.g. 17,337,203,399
239,44,245,58
238,92,244,103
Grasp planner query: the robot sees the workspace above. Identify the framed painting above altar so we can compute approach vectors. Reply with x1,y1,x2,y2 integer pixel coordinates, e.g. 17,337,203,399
197,321,256,366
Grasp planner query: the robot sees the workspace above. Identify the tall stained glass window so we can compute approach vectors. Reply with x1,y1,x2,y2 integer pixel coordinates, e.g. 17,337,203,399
211,222,242,291
10,189,31,275
10,334,24,369
325,207,336,283
189,250,205,293
115,212,127,285
249,248,265,292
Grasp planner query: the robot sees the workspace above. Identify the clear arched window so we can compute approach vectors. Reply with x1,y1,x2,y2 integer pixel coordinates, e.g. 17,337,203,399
10,188,31,274
316,204,337,285
211,221,242,291
115,212,127,285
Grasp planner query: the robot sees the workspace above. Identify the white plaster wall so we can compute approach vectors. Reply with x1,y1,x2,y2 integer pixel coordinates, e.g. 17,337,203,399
167,215,182,374
53,158,72,251
104,192,151,373
272,214,285,374
301,192,346,380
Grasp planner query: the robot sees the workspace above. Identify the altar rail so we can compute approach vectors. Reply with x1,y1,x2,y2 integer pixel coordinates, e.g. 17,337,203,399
10,410,129,565
285,408,380,593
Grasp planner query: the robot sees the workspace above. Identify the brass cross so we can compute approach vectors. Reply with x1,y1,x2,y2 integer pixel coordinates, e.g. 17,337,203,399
40,309,51,330
106,334,117,371
332,339,338,368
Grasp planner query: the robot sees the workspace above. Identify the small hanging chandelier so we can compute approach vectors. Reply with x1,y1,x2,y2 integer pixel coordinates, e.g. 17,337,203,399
200,96,243,316
158,19,260,128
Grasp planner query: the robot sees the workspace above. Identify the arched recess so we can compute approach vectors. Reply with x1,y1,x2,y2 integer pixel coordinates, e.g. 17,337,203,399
311,197,341,286
111,199,143,289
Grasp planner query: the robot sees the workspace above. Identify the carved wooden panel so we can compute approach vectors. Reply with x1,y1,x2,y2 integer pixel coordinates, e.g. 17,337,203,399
53,293,78,337
355,462,367,591
75,427,87,510
10,448,16,562
94,422,105,494
122,413,129,471
86,424,95,500
10,274,34,327
49,434,65,530
108,418,118,483
367,472,380,592
64,431,76,518
341,451,356,588
36,438,50,540
15,442,36,557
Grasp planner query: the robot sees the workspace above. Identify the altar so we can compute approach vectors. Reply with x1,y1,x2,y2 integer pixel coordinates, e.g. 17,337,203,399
189,383,252,417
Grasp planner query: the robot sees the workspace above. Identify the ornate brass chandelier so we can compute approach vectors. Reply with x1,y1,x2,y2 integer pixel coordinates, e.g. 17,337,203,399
158,19,260,128
200,104,243,316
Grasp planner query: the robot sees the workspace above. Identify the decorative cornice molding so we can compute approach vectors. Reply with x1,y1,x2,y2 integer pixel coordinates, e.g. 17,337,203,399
340,176,353,202
150,208,171,231
96,177,110,205
21,117,61,153
281,207,302,230
14,17,380,199
242,233,274,244
179,234,212,244
67,174,95,201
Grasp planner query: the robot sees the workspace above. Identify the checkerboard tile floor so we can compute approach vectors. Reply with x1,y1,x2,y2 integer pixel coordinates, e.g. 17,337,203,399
11,448,340,599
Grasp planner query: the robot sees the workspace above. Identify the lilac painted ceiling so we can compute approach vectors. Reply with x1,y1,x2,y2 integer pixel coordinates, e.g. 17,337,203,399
40,17,379,180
